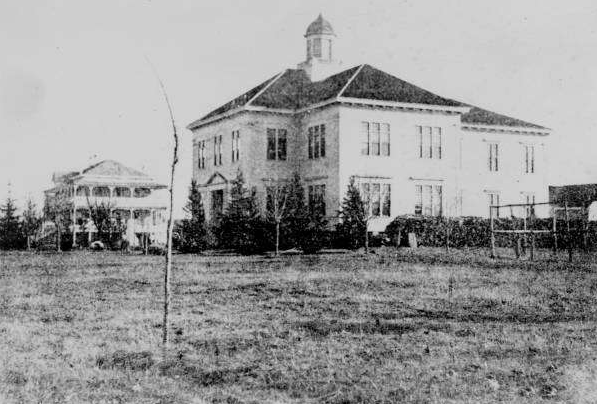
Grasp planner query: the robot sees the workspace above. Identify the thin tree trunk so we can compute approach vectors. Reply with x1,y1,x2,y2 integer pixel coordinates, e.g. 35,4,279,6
56,222,62,252
275,221,280,256
149,60,179,349
364,222,369,254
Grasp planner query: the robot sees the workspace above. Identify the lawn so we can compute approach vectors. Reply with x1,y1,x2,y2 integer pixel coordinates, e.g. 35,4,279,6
1,248,597,403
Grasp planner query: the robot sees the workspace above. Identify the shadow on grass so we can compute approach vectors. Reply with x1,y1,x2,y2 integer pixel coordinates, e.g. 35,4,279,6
158,358,257,387
295,318,451,337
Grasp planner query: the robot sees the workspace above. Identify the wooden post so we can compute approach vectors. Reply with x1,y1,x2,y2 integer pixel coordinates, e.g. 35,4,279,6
565,202,572,262
515,236,521,259
552,211,558,256
490,206,496,258
529,204,535,261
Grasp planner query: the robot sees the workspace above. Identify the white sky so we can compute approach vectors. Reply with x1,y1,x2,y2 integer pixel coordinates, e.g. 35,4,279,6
1,0,596,217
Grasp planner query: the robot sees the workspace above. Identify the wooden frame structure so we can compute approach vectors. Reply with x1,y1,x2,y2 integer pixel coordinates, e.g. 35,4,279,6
489,201,586,262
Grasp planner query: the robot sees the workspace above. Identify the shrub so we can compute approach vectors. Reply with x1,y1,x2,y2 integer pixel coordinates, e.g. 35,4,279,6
215,170,271,255
385,215,596,250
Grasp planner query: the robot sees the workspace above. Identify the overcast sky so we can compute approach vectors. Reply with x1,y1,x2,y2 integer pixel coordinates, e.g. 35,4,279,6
1,0,596,217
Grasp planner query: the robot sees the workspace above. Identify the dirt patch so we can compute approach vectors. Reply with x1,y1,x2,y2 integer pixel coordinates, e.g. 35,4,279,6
96,350,154,371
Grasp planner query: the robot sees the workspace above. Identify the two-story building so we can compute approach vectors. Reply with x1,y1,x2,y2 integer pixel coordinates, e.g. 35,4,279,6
187,15,550,231
43,160,168,247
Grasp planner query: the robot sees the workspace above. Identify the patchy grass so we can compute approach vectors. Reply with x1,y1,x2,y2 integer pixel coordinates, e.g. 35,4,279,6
1,248,597,403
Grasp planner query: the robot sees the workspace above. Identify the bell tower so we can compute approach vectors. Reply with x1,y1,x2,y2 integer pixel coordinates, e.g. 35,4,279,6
298,14,342,81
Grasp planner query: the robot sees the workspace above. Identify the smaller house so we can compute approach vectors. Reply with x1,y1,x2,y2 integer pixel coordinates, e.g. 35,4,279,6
43,160,168,247
549,184,597,220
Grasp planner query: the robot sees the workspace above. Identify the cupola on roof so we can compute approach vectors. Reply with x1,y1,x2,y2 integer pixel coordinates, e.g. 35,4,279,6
305,13,335,37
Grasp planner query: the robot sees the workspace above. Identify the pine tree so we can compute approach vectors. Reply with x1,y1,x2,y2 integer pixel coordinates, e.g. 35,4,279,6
336,177,367,250
21,198,41,250
179,180,207,253
282,172,309,249
0,196,24,250
218,170,266,254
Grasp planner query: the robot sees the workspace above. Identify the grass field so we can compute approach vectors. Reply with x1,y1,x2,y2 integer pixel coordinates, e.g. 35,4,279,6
2,248,597,403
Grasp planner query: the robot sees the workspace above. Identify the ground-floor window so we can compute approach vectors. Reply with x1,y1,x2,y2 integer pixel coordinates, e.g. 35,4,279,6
487,192,500,218
522,192,535,218
359,182,391,217
415,184,442,216
211,189,224,218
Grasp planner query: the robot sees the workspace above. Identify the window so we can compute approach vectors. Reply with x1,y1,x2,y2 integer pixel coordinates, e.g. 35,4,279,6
523,192,535,218
414,184,442,216
361,121,390,156
381,123,390,156
417,126,442,159
359,181,391,217
114,187,131,198
92,186,110,197
134,188,151,198
488,143,499,172
308,124,326,159
198,141,206,169
231,130,240,162
211,189,224,217
313,38,322,57
267,128,287,160
487,192,500,218
524,144,535,174
213,135,222,166
308,184,326,216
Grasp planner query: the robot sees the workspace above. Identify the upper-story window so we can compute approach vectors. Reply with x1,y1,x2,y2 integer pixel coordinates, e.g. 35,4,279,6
417,126,441,159
198,141,206,169
267,128,287,161
488,143,499,172
524,144,535,174
308,124,326,159
134,188,151,198
92,186,110,197
360,181,391,217
415,184,442,216
361,122,390,156
213,135,222,166
114,187,131,198
308,184,326,216
231,130,240,162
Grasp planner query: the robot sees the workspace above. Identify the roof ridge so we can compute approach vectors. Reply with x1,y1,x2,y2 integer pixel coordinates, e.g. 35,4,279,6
337,64,365,98
246,70,287,107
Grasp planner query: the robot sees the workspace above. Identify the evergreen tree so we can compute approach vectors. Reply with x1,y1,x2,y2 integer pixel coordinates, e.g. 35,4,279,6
44,189,73,251
218,170,267,254
336,177,367,250
21,198,41,250
179,180,207,253
282,172,309,249
0,196,24,250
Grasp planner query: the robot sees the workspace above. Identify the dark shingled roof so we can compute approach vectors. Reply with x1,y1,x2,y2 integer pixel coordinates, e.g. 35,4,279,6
342,65,463,107
191,64,547,131
462,106,546,129
251,65,360,109
200,73,280,121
